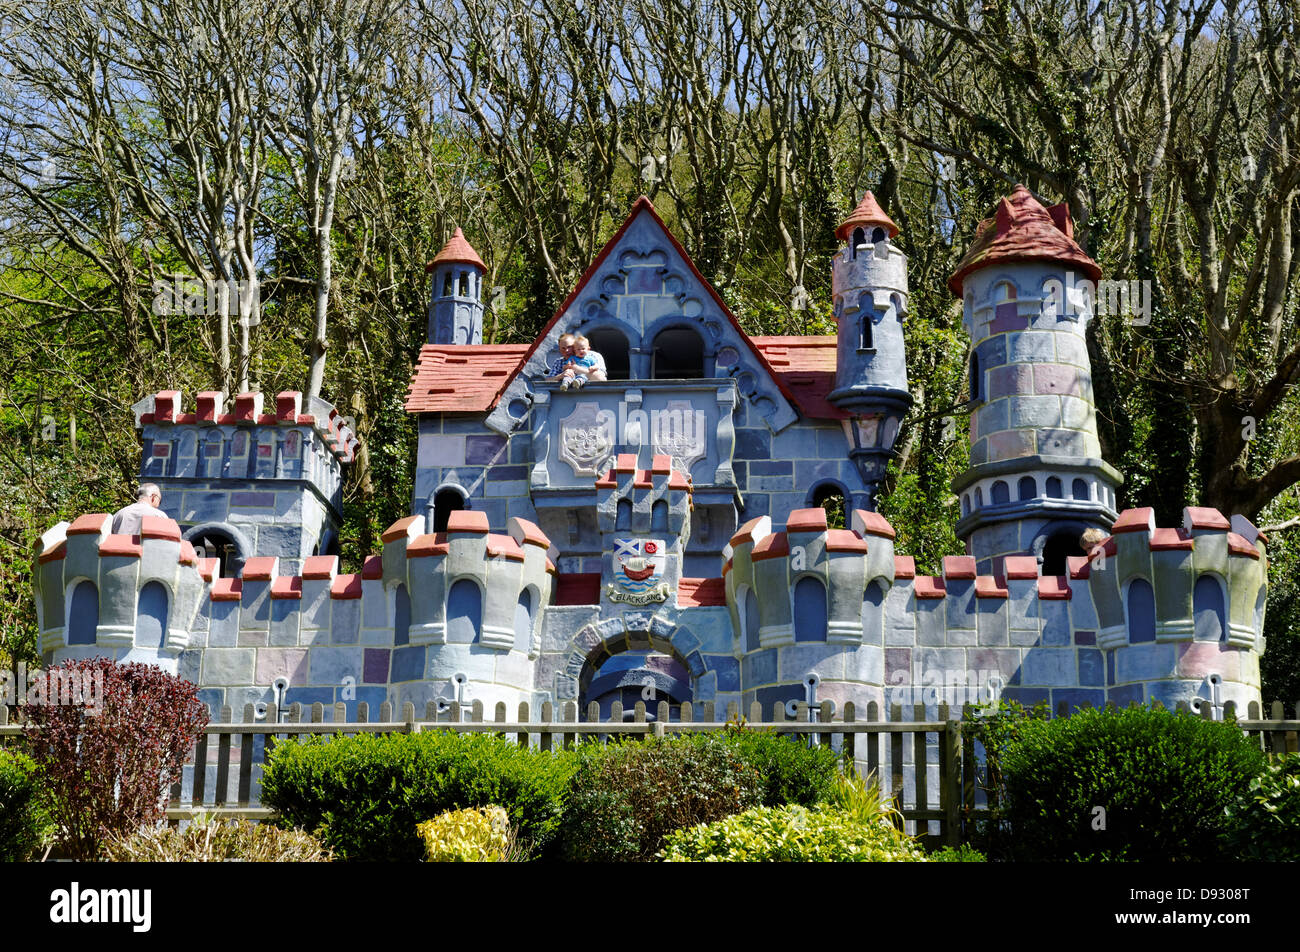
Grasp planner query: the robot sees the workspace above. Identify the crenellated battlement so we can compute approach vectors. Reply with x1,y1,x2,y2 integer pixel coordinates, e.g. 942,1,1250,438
34,514,207,664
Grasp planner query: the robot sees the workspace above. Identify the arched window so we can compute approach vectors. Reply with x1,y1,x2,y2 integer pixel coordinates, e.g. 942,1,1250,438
961,494,970,517
135,581,168,649
861,580,886,645
742,586,761,653
1072,478,1089,500
811,483,847,529
447,579,483,643
1193,576,1226,642
991,481,1010,504
1018,476,1037,500
432,487,467,533
458,271,469,296
1127,579,1156,643
974,486,984,507
871,226,886,243
514,590,534,653
68,580,99,645
1041,529,1083,576
859,314,873,350
995,281,1017,303
652,327,705,379
651,500,669,532
616,500,632,531
441,272,453,296
852,228,865,259
793,577,828,643
1045,476,1063,499
586,327,630,380
189,526,244,578
394,584,411,646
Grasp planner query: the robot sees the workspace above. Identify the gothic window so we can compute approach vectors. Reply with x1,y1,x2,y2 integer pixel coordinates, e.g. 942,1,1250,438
433,487,467,533
652,327,705,379
1018,476,1037,500
135,581,168,649
1193,576,1226,642
860,314,873,351
1127,579,1156,643
447,579,483,643
587,327,630,380
793,577,828,643
68,581,99,645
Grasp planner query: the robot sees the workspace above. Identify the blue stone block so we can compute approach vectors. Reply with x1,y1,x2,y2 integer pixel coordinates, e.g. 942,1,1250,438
309,647,363,687
1146,680,1198,710
209,601,239,647
795,459,842,488
711,656,741,692
197,688,226,717
770,426,821,458
740,493,769,519
331,599,361,644
242,580,272,624
391,645,426,682
976,334,1007,370
1106,650,1115,686
509,437,532,464
1050,688,1106,712
915,598,945,646
1040,602,1070,646
742,649,778,687
999,687,1049,707
945,579,977,629
477,498,507,528
1075,629,1096,645
488,464,528,481
691,614,734,653
817,427,848,458
734,428,770,460
1108,683,1143,707
342,687,390,721
1071,590,1099,630
285,687,334,707
1115,643,1176,683
1077,649,1104,686
178,650,202,683
754,683,804,712
1021,648,1076,687
750,460,793,476
732,461,748,484
465,434,508,465
1007,581,1038,629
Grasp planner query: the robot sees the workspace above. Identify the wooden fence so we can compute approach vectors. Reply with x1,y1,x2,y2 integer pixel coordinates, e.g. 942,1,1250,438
2,697,1296,848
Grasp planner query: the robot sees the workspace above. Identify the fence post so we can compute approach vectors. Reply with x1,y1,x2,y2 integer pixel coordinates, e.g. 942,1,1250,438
943,708,961,848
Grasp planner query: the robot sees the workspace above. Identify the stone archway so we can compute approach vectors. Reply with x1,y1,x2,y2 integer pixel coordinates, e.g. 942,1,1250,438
556,612,715,718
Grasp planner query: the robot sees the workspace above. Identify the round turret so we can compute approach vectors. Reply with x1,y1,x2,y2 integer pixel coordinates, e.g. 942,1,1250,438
426,227,486,345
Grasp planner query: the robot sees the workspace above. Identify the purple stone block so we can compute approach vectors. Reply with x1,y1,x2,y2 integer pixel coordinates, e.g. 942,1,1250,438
1074,629,1096,645
231,491,276,508
465,435,508,465
363,648,390,684
1033,363,1083,397
885,647,911,683
987,364,1034,400
627,267,661,293
1108,683,1143,706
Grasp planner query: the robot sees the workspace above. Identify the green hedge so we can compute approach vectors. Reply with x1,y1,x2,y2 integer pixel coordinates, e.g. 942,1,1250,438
717,728,840,807
998,705,1266,861
0,749,49,861
259,731,575,861
659,805,926,862
1223,753,1300,861
558,735,763,861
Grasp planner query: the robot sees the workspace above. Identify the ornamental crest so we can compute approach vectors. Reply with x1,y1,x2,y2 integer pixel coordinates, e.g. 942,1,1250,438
559,401,615,476
607,537,670,604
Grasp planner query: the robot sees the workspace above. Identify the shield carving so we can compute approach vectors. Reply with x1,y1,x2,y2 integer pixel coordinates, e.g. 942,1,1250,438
558,401,615,476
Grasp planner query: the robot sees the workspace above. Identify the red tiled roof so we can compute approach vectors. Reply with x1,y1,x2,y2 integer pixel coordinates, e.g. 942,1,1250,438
426,227,485,271
751,336,846,420
678,577,726,607
836,191,899,241
404,344,529,414
948,185,1101,297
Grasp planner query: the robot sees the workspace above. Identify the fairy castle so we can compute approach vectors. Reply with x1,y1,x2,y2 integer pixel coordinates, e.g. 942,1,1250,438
32,188,1267,721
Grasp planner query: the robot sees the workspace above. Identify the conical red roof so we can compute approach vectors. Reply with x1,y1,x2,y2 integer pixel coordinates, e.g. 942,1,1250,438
836,191,899,241
948,185,1100,296
425,227,485,272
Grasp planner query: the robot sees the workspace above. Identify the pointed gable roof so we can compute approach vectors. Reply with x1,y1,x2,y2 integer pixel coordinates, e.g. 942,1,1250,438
462,195,803,416
836,191,899,241
948,185,1100,296
426,227,485,272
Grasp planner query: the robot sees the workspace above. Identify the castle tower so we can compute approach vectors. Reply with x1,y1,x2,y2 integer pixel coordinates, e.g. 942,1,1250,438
130,390,357,577
426,227,486,345
827,193,913,507
949,186,1123,575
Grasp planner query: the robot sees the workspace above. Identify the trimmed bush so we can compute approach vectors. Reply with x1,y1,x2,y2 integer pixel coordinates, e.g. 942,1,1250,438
927,843,987,862
22,659,208,860
0,749,50,860
717,727,840,807
260,731,574,861
998,705,1266,861
659,805,926,862
417,805,512,862
1223,753,1300,861
104,816,332,862
559,734,763,861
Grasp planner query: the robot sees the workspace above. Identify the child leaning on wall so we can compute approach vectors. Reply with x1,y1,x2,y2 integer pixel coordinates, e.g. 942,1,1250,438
558,335,607,389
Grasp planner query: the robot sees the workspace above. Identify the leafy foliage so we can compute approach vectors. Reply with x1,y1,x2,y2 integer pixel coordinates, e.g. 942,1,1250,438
1222,754,1300,861
996,705,1266,861
658,805,926,862
417,805,514,862
0,748,52,860
22,659,207,860
717,726,841,807
558,735,763,862
104,815,332,862
259,731,574,861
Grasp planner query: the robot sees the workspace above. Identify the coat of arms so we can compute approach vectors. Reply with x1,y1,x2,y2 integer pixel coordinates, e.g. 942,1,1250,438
607,537,670,604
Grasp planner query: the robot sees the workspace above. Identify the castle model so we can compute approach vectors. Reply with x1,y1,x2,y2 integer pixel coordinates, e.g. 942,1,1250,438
32,188,1268,721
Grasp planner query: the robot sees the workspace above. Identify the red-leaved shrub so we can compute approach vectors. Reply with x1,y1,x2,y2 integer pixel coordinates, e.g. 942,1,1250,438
22,659,208,860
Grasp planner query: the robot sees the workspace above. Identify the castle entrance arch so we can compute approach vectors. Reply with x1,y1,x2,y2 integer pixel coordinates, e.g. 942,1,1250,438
564,617,710,721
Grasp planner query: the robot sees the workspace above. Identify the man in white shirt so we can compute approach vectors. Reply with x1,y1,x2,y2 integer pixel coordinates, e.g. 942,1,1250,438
111,483,167,536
